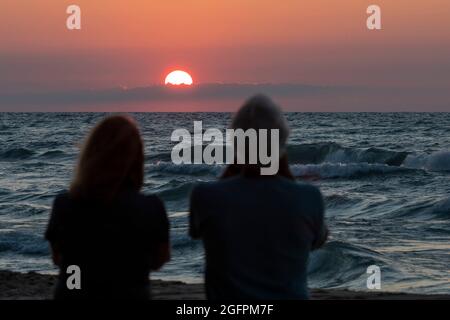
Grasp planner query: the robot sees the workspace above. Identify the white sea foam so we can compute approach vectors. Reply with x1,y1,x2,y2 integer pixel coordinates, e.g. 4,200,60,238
403,151,450,172
290,162,409,179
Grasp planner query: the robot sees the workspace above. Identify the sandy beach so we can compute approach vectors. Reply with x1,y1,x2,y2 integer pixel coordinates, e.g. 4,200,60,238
0,270,448,300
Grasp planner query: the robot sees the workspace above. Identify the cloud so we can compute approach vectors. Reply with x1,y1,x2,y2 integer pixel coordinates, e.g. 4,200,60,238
0,83,449,112
0,83,344,107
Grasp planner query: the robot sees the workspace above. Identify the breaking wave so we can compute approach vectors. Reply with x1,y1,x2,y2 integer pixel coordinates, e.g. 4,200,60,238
287,142,408,166
403,151,450,172
390,197,450,220
291,163,413,179
148,151,447,180
308,240,393,289
147,142,450,175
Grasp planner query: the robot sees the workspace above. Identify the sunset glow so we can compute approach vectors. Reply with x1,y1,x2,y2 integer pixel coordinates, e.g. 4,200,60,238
1,0,450,111
165,70,193,86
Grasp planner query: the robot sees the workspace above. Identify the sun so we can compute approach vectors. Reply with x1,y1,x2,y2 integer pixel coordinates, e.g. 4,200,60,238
165,70,193,86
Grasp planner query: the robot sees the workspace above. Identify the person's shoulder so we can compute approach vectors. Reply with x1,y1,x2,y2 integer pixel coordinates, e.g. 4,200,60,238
133,193,167,223
279,177,323,200
291,181,324,216
295,181,322,195
135,193,165,209
53,190,71,207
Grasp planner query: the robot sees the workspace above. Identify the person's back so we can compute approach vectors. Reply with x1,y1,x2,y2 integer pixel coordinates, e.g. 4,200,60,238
189,95,327,300
190,175,326,300
46,190,168,299
45,115,170,299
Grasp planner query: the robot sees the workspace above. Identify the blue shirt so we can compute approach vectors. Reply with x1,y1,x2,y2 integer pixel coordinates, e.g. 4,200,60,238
190,175,326,300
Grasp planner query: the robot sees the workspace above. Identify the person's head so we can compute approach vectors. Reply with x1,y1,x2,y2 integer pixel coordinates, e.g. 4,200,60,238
70,115,144,203
222,94,294,179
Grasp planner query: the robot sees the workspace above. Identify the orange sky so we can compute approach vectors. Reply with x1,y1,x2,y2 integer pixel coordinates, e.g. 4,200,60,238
1,0,449,110
3,1,450,49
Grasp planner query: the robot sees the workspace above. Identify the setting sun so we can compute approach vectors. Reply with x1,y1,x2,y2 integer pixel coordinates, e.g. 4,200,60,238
165,70,193,86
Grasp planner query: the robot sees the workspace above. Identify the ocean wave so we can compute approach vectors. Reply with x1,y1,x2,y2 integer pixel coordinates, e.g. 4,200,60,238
287,142,408,166
149,162,224,176
308,240,392,288
37,150,69,159
430,198,450,218
146,152,173,162
0,231,49,255
414,197,450,220
149,142,410,167
324,193,363,208
148,161,415,180
0,188,10,197
288,143,450,173
0,203,48,217
288,143,450,176
155,181,198,201
389,197,450,220
148,143,450,175
291,163,412,179
403,151,450,172
0,147,35,160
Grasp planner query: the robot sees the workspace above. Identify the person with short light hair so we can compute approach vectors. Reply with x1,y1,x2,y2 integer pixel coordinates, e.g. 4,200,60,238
190,95,328,300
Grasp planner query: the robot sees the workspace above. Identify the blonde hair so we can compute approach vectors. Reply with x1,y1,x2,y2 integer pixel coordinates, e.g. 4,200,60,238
222,95,294,179
231,94,290,153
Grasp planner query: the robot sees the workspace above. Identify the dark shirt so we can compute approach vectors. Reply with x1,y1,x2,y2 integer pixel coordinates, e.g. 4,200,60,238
190,175,326,300
45,190,169,299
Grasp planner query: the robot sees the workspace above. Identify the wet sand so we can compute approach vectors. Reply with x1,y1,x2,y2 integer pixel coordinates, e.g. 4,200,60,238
0,270,448,300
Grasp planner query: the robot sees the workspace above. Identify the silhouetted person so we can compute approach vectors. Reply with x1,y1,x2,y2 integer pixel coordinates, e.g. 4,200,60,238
189,95,328,300
45,115,170,299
